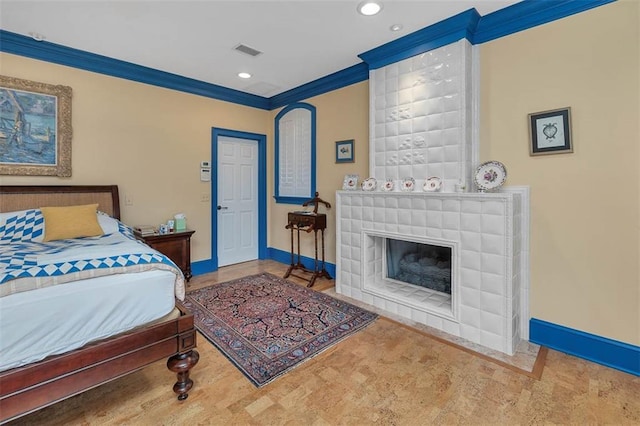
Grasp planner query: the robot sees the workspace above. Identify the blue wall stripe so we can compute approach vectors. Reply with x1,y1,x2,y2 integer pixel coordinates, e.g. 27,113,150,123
0,1,614,109
211,128,268,271
530,318,640,377
267,247,336,279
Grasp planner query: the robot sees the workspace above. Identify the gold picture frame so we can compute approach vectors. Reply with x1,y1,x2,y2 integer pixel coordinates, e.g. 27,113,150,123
0,75,72,176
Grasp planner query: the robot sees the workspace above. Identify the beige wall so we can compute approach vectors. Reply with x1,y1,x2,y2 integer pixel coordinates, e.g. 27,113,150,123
267,82,370,262
480,0,639,345
0,54,271,262
1,0,638,346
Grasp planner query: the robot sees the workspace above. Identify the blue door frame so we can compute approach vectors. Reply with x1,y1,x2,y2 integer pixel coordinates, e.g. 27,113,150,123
211,127,267,271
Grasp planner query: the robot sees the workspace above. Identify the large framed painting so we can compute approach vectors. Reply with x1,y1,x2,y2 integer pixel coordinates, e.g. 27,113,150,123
0,76,72,176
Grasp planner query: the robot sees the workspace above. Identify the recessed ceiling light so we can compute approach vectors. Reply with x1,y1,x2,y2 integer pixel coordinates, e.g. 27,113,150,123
389,24,403,32
238,72,252,79
357,1,383,16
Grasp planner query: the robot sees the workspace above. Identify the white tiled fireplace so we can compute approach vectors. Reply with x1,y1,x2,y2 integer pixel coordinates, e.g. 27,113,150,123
335,39,529,356
336,190,528,355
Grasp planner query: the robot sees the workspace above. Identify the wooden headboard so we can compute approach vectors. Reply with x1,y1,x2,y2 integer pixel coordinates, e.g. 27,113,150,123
0,185,121,220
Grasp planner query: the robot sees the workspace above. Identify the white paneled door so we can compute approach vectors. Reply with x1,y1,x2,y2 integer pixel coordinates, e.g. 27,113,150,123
217,136,258,267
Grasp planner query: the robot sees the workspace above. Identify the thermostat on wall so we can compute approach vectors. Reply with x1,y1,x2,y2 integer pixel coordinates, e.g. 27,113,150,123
200,160,211,182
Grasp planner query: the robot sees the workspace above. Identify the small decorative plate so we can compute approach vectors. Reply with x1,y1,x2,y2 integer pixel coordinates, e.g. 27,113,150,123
381,179,394,192
401,177,415,192
423,176,442,192
342,174,359,190
361,177,377,191
474,161,507,192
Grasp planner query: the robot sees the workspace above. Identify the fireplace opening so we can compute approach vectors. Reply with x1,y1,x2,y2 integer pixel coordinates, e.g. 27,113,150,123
361,231,457,321
386,238,452,295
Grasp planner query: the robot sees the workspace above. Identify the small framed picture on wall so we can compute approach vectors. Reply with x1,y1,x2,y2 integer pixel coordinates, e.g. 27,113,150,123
335,139,355,163
528,107,572,156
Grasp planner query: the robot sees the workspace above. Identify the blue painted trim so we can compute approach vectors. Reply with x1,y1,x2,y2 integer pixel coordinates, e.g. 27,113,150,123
1,2,615,109
191,259,216,276
268,247,336,279
273,196,314,205
530,318,640,377
211,128,268,270
191,246,338,279
269,63,369,110
358,1,615,70
472,0,616,44
274,103,317,205
358,9,480,70
0,30,270,110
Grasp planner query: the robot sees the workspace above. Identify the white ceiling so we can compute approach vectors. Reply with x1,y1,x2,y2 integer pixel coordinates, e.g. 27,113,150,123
0,0,520,98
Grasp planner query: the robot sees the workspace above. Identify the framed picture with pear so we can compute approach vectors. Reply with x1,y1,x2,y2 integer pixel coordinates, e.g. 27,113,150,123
528,107,572,156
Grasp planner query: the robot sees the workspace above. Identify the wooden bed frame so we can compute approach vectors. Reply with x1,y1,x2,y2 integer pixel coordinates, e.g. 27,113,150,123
0,185,199,424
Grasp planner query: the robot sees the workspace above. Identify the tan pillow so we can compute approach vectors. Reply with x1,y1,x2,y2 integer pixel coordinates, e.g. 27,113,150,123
41,204,104,242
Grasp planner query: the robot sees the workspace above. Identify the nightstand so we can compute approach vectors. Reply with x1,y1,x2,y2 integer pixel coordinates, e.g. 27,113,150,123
136,229,195,281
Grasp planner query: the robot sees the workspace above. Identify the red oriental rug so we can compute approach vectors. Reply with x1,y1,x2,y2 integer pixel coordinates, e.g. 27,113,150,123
184,272,377,387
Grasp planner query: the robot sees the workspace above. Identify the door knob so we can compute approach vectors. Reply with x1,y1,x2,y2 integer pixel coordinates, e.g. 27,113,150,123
217,205,228,210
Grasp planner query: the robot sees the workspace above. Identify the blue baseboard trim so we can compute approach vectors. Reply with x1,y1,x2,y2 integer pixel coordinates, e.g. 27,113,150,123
191,259,217,276
190,248,337,279
530,318,640,376
267,247,336,279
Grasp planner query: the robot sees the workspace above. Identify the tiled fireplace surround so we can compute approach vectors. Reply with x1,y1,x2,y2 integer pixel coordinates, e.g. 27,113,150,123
335,40,530,356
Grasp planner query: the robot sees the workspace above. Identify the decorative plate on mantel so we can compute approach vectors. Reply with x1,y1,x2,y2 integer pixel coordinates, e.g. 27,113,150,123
381,179,394,192
361,177,377,191
423,176,442,192
474,161,507,192
401,177,415,192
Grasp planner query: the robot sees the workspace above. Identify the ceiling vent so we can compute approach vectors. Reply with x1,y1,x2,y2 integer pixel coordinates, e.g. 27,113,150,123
234,44,262,57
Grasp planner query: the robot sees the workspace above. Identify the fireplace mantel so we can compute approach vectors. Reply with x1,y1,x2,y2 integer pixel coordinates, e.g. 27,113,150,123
342,38,530,356
335,189,529,355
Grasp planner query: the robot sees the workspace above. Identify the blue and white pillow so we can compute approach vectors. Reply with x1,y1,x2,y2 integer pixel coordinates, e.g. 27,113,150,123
0,209,45,242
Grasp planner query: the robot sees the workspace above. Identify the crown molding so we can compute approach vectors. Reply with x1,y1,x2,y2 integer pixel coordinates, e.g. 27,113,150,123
358,0,616,70
473,0,616,44
0,0,616,110
358,9,481,70
0,30,271,110
269,63,369,110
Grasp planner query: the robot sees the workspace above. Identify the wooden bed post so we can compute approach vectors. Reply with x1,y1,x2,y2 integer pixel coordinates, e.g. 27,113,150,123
0,185,200,422
167,349,200,400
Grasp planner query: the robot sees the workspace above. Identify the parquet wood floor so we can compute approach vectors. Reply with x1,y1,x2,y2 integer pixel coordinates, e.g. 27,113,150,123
9,260,640,425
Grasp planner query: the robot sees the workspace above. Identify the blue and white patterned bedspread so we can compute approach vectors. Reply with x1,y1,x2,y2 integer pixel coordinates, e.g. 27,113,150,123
0,209,185,300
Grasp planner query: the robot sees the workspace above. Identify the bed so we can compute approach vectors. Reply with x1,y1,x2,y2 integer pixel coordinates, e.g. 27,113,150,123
0,185,199,424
